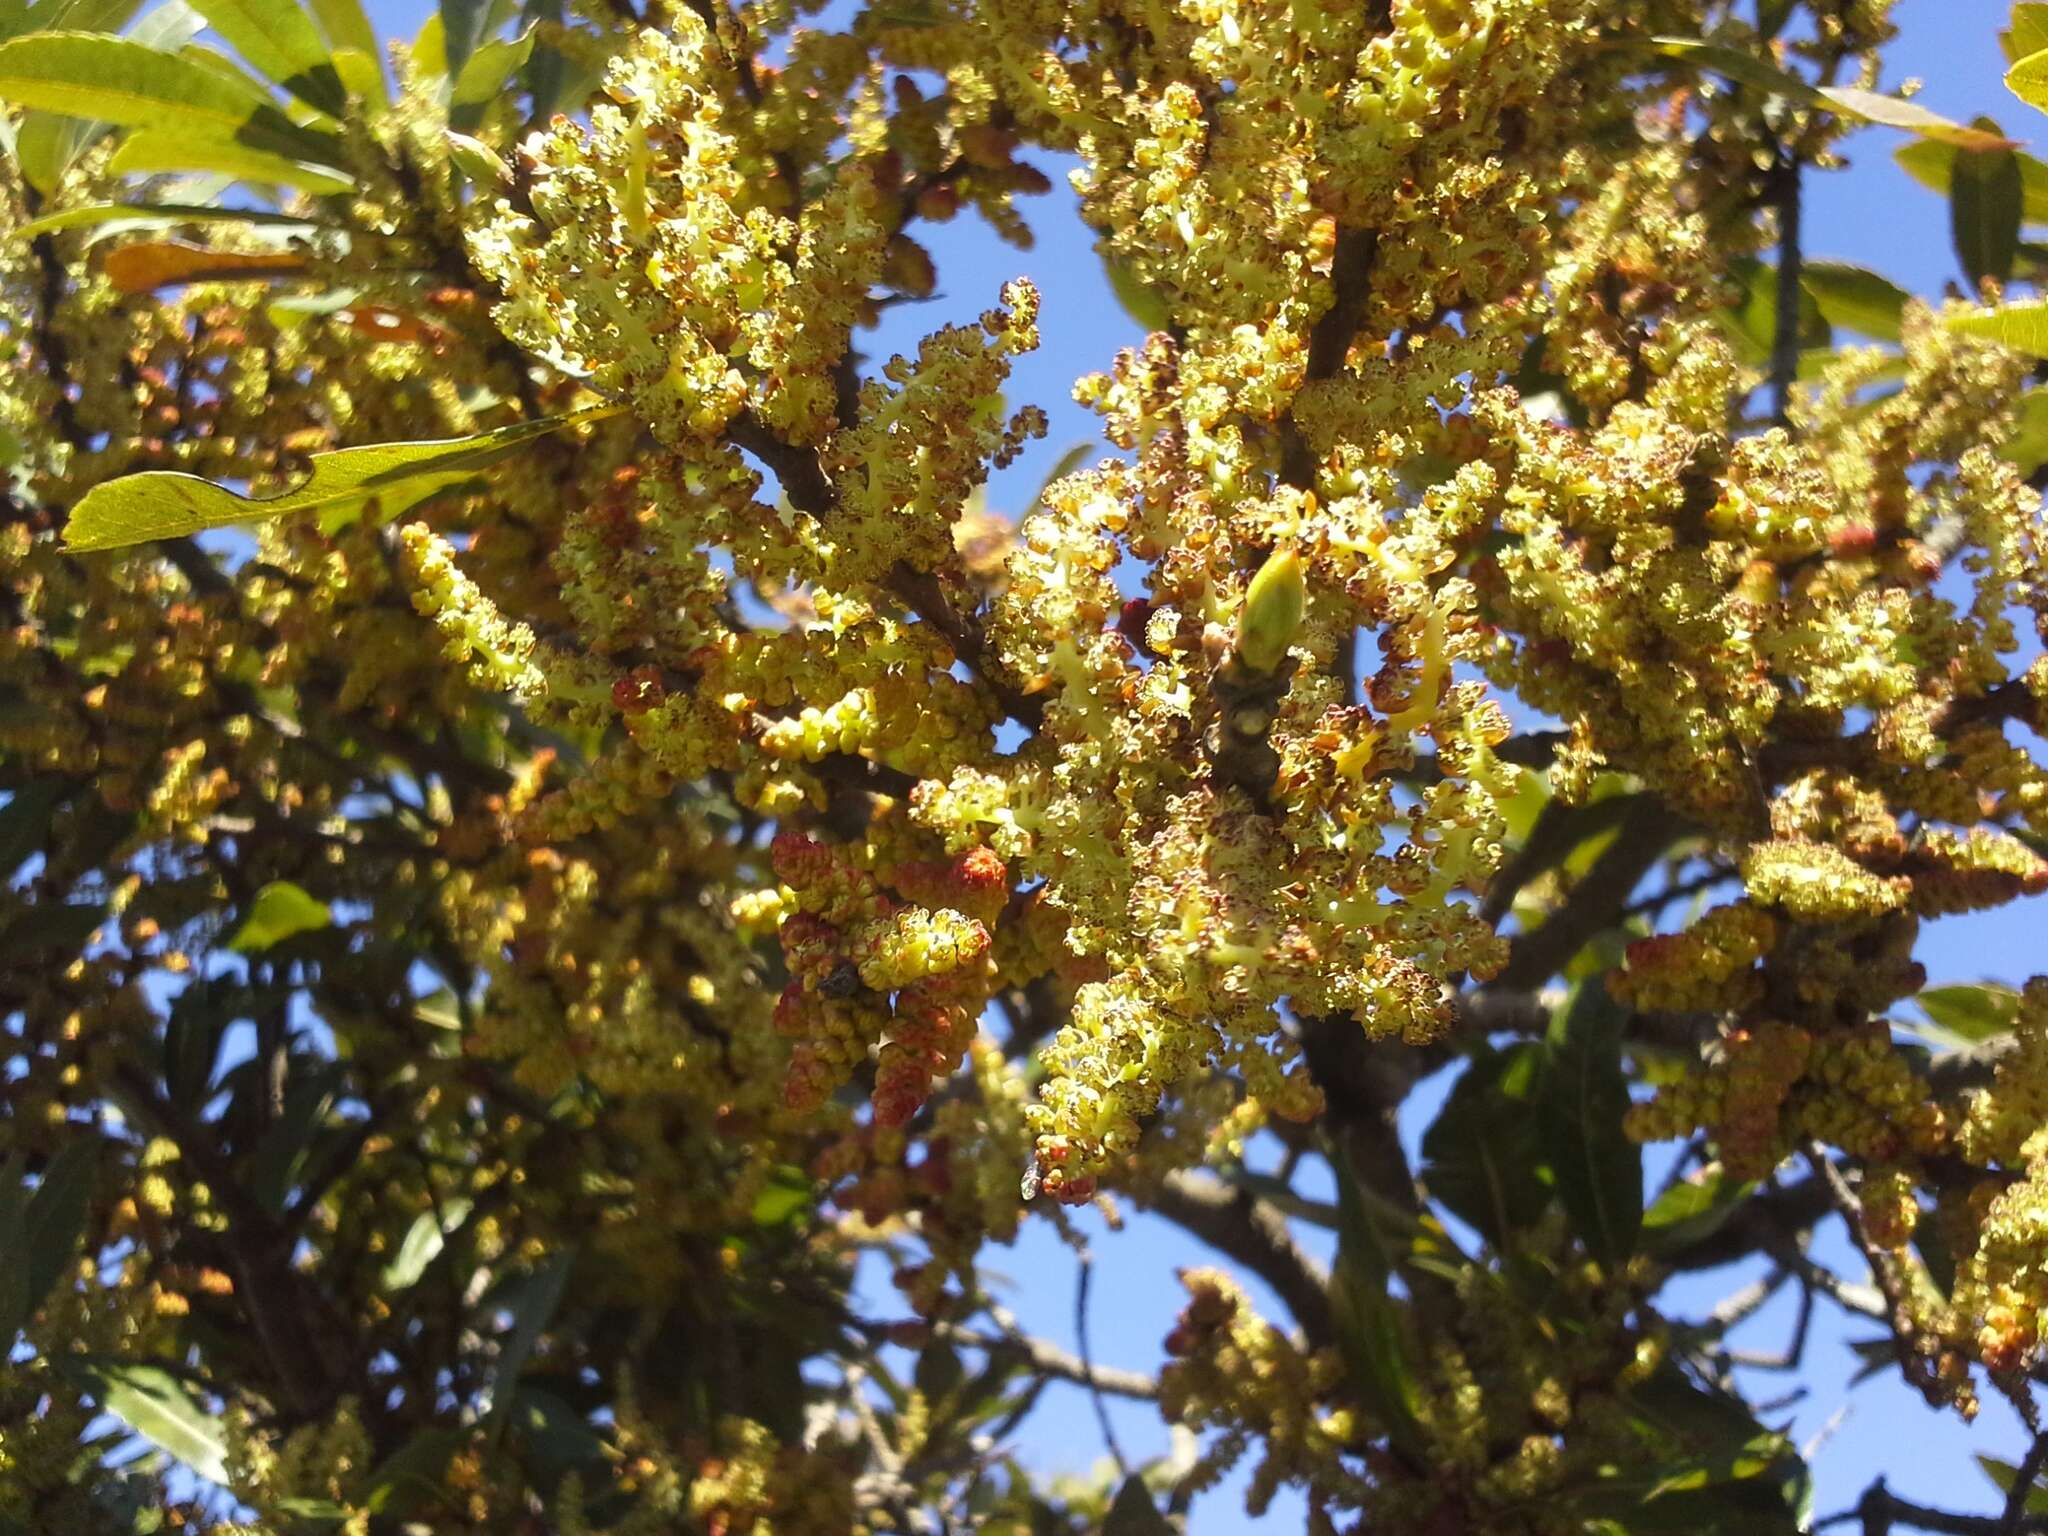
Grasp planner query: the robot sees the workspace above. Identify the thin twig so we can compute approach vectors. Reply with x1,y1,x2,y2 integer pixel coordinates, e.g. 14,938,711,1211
1075,1246,1129,1477
1814,1478,2048,1535
1769,145,1804,428
923,1318,1158,1400
2001,1432,2048,1536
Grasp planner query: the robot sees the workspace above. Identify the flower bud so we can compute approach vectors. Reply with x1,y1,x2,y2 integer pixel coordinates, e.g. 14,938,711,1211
1234,544,1305,674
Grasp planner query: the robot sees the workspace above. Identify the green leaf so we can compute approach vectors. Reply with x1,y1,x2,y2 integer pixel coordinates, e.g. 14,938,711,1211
227,879,330,952
2002,387,2048,476
304,0,375,67
486,1249,574,1439
2,899,105,957
2011,7,2048,64
108,128,354,194
364,1427,467,1517
1952,122,2024,289
1799,261,1910,343
0,33,338,165
1896,137,2048,224
1324,1133,1424,1458
1646,37,2015,151
1949,298,2048,357
0,1161,30,1339
2011,46,2048,117
24,1133,98,1309
1420,1044,1552,1248
1641,1165,1756,1256
511,1387,608,1481
1102,249,1171,332
51,0,145,28
63,403,623,553
1722,255,1829,367
518,0,561,120
380,1197,471,1291
245,1061,342,1213
750,1166,811,1228
1103,1475,1175,1535
0,779,64,875
1978,1454,2048,1515
450,22,529,108
325,42,382,108
1542,980,1642,1269
11,111,88,196
186,0,343,115
435,0,484,74
1918,983,2022,1042
57,1359,229,1484
12,200,321,240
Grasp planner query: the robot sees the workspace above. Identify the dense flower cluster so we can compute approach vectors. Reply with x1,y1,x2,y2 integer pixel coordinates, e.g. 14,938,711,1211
6,0,2048,1527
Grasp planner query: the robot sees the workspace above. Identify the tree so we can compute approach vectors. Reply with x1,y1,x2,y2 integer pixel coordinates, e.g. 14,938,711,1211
3,0,2048,1527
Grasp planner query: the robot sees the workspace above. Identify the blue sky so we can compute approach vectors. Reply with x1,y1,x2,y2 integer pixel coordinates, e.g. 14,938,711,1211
347,0,2042,1525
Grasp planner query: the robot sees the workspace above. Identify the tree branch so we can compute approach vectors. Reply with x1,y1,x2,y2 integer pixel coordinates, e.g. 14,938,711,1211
1492,796,1679,991
1148,1171,1335,1350
1768,147,1804,429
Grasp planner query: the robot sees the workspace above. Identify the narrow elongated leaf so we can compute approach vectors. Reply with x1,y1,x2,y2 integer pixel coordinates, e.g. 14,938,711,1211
1324,1134,1424,1458
105,240,311,292
0,780,64,875
518,0,562,120
1948,299,2048,357
305,0,375,63
1542,981,1643,1268
130,0,209,49
326,43,382,107
228,879,331,952
450,23,529,107
0,1161,31,1339
245,1061,342,1213
2002,387,2048,476
364,1427,467,1516
0,33,343,166
23,1133,97,1307
1799,261,1910,342
11,111,89,195
51,0,144,28
1952,122,2023,289
381,1197,472,1291
486,1249,574,1437
187,0,342,114
1641,1165,1756,1256
1978,1453,2048,1515
13,201,320,240
109,130,354,195
0,32,258,129
1101,249,1171,332
57,1358,229,1484
64,404,624,552
1420,1045,1551,1248
1918,983,2022,1042
1647,38,2014,151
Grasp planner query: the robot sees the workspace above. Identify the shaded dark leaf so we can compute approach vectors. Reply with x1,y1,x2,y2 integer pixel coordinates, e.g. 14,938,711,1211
1420,1044,1551,1248
1103,1474,1174,1535
1542,981,1643,1268
1953,121,2023,289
